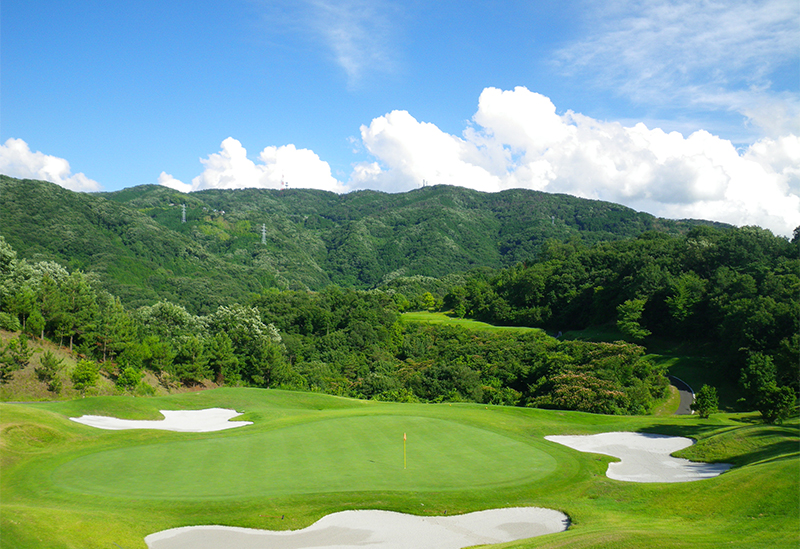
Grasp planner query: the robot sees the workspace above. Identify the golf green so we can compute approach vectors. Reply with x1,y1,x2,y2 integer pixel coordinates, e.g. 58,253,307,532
53,414,557,499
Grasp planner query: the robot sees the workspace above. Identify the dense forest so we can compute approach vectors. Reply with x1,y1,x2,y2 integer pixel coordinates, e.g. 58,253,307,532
0,176,796,421
1,176,726,312
0,235,666,414
444,226,799,396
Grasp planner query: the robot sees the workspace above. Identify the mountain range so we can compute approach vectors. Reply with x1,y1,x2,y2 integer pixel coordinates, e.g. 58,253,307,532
0,175,728,313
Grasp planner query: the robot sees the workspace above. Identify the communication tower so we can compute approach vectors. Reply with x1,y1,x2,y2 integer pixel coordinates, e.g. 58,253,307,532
182,204,186,223
262,223,267,245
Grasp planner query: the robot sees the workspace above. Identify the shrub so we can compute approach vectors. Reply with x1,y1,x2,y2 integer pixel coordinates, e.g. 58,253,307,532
71,359,99,394
35,351,65,394
115,366,143,391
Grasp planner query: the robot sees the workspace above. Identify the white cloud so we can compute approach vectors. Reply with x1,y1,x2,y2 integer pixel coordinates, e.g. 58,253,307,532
352,87,800,236
159,137,345,193
305,0,398,87
0,138,101,191
154,87,799,236
353,110,501,192
157,172,191,193
556,0,800,138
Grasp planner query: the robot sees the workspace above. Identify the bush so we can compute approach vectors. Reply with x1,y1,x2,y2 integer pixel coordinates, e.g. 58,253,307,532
71,359,99,394
115,366,143,391
135,379,156,396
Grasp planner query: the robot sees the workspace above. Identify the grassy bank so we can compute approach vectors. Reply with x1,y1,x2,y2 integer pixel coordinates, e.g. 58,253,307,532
1,387,797,548
401,311,544,333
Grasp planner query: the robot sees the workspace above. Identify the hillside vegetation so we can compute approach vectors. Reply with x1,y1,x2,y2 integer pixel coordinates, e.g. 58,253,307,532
1,176,726,312
1,174,797,420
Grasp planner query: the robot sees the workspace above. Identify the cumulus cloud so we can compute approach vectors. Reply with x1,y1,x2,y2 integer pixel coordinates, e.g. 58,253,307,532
159,137,345,193
352,110,501,192
351,87,800,236
0,138,101,191
157,172,191,193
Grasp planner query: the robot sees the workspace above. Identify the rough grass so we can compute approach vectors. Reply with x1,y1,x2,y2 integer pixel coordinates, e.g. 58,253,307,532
1,388,798,549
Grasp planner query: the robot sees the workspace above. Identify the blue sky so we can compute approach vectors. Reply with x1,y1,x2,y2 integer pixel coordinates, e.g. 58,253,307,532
2,0,798,235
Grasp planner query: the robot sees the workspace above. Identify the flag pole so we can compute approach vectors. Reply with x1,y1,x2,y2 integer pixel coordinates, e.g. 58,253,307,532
403,432,407,470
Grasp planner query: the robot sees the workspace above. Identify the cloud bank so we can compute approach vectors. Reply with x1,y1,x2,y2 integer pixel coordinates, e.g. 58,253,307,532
2,92,795,237
0,138,101,192
159,137,346,194
350,87,799,236
159,88,798,236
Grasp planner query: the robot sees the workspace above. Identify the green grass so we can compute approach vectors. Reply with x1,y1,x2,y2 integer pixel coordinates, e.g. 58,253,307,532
1,388,798,549
402,311,544,333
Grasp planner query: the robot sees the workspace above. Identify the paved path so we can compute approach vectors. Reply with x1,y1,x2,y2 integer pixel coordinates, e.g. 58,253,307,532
669,376,694,415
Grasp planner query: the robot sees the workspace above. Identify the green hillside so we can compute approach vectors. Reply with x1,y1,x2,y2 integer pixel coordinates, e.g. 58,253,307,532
1,176,727,312
0,177,260,312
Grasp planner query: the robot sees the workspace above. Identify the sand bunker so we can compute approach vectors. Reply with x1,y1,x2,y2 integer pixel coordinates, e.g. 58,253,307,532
145,507,569,549
545,431,732,482
69,408,252,432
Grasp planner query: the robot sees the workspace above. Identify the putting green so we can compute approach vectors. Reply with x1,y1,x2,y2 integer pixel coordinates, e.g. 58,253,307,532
53,414,556,499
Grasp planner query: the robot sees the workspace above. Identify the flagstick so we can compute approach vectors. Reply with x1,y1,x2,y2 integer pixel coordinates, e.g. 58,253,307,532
403,432,407,470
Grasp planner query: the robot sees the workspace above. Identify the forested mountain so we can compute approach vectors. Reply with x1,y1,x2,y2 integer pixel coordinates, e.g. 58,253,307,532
0,173,796,420
1,175,727,312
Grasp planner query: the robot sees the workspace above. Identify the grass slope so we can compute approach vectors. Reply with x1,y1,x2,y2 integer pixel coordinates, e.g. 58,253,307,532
1,388,797,549
401,311,544,333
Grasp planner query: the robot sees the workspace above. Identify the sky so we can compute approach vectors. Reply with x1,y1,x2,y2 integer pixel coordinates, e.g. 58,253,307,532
2,0,798,236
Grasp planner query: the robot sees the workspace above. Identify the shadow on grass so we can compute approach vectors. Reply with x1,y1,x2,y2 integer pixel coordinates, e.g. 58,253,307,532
638,420,799,467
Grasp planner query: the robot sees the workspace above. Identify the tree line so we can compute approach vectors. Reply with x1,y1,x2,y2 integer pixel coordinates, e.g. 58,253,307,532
443,225,799,420
1,223,796,422
0,236,667,415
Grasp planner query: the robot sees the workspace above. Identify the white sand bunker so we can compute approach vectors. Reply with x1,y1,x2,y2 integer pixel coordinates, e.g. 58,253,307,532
545,432,732,483
69,408,252,432
145,507,569,549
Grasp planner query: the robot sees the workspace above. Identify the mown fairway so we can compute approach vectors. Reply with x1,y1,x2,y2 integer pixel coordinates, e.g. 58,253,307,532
1,387,798,549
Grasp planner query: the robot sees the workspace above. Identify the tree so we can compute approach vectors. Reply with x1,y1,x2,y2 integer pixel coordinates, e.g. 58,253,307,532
739,352,777,408
691,385,719,418
665,271,707,330
206,332,240,384
421,292,436,312
35,351,65,394
7,283,36,330
26,309,46,339
60,272,99,351
174,336,211,385
0,334,37,383
617,298,651,341
757,383,796,424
